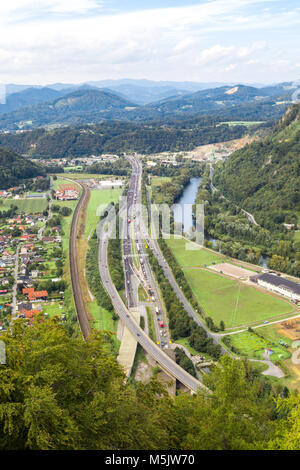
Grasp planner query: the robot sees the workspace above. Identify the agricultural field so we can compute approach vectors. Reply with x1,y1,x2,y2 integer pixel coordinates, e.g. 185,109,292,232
183,268,295,328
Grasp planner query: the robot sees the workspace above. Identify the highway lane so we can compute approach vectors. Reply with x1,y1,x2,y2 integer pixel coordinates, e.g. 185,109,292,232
129,157,171,347
97,162,203,392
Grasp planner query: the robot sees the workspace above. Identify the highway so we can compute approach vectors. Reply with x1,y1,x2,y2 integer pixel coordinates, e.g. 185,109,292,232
97,157,203,392
129,157,171,347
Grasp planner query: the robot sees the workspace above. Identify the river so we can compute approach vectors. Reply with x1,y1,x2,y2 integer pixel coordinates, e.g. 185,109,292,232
173,177,202,234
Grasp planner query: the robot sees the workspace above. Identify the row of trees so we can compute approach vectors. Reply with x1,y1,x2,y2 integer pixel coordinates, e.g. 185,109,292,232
107,216,124,292
86,234,114,313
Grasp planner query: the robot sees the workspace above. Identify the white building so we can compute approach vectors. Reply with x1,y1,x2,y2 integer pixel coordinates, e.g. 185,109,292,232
251,273,300,302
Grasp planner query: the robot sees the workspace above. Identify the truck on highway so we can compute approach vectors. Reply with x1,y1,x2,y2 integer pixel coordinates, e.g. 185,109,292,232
151,295,155,302
155,307,159,315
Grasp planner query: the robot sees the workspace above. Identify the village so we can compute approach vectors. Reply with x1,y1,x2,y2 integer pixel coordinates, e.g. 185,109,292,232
0,176,74,331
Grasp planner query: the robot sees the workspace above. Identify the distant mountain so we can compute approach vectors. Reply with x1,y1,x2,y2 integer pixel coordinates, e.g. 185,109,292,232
0,87,65,115
4,84,43,96
0,88,139,130
99,83,189,105
214,102,300,227
0,146,44,189
0,82,296,131
85,78,232,93
148,84,293,114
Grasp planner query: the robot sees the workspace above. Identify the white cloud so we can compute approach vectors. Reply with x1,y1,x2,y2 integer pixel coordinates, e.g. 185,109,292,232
0,0,299,83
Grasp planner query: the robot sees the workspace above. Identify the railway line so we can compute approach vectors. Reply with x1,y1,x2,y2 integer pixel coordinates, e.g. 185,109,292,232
69,182,91,340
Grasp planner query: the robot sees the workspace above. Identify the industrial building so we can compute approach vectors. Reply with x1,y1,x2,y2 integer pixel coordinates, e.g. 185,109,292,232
251,273,300,302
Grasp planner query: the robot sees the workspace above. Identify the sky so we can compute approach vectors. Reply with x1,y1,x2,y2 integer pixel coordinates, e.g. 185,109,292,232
0,0,300,85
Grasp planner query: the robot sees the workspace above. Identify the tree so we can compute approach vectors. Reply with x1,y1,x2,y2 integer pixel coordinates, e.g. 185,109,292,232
0,316,174,450
174,356,275,450
268,254,287,273
269,393,300,450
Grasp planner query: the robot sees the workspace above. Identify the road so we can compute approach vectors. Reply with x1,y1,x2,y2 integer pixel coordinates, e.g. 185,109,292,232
143,185,227,354
130,158,171,347
97,157,203,392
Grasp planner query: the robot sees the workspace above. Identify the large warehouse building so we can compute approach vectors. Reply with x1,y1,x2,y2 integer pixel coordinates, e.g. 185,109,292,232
251,273,300,302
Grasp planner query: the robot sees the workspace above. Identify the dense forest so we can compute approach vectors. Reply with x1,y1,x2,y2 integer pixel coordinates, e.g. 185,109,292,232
0,316,299,450
0,146,44,189
195,164,300,278
0,118,254,158
214,103,300,228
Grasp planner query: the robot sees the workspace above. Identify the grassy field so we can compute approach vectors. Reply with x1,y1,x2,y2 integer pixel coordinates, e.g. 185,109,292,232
217,121,265,127
165,237,224,267
227,330,290,361
165,236,296,328
84,188,122,239
250,320,300,390
57,173,115,180
146,306,156,342
184,268,295,328
151,176,172,203
0,198,48,213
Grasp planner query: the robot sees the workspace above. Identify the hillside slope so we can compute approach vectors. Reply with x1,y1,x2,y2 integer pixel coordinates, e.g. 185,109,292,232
0,83,294,130
0,147,44,189
214,103,300,227
0,89,138,130
0,87,63,115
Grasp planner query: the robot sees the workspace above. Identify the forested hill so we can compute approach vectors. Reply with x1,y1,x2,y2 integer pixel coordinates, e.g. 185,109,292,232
0,147,44,189
213,103,300,227
0,88,138,130
0,83,293,130
0,119,252,158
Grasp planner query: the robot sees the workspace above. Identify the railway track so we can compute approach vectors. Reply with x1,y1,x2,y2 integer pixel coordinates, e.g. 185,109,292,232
69,182,91,340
